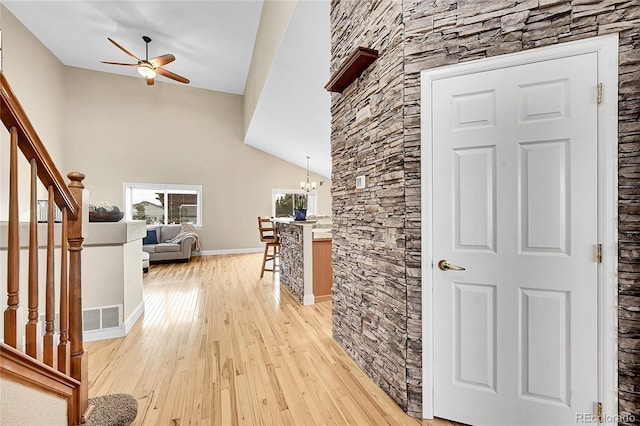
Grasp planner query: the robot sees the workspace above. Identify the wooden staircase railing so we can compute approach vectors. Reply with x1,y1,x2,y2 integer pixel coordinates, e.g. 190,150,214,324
1,70,90,425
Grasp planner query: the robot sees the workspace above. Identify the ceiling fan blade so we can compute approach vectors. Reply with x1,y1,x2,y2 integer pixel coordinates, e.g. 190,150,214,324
156,67,190,84
101,61,138,67
107,37,141,62
150,54,175,68
146,77,155,86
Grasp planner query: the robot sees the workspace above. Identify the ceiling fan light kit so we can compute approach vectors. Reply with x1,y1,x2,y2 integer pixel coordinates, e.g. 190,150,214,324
101,35,190,86
137,64,156,79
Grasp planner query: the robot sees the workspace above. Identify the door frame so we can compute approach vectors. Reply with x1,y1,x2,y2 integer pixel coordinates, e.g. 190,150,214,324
420,34,619,420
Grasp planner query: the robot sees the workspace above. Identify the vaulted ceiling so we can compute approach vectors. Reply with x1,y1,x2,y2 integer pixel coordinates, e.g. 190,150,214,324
1,0,331,177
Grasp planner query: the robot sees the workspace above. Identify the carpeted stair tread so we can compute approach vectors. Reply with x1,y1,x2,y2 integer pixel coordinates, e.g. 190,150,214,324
85,393,137,426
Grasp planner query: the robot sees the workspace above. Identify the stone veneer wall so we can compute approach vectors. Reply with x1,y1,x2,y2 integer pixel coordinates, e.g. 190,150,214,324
330,0,409,410
330,0,640,419
279,223,305,303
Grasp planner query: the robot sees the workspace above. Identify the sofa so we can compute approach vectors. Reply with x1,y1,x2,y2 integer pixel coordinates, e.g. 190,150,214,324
143,224,199,263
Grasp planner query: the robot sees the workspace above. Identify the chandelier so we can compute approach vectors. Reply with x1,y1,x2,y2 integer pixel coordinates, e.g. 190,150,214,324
300,156,317,192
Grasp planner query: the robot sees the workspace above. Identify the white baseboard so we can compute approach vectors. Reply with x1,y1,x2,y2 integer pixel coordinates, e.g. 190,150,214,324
84,326,125,342
303,294,315,306
198,247,264,256
124,301,145,334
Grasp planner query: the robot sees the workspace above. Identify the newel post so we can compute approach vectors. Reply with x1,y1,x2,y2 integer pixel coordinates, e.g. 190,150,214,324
67,171,88,424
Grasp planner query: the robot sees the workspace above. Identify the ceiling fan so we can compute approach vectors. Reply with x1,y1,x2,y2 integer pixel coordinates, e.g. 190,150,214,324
101,36,190,86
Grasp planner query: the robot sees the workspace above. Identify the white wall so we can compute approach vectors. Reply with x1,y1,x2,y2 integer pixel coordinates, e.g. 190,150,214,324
62,66,330,251
243,0,296,135
0,5,68,221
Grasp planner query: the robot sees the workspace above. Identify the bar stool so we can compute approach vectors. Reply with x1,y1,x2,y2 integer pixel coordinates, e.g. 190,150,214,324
258,217,280,278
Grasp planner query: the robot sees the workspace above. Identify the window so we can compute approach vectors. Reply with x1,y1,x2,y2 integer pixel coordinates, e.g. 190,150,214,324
271,189,317,218
124,183,202,226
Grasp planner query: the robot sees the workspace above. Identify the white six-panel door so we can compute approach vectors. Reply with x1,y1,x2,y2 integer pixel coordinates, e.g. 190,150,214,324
431,53,599,425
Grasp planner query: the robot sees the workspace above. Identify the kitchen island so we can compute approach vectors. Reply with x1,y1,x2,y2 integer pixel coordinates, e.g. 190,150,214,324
273,218,332,305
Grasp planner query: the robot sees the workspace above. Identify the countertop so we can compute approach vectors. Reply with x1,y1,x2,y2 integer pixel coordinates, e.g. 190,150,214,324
312,229,332,241
272,218,332,241
272,218,316,226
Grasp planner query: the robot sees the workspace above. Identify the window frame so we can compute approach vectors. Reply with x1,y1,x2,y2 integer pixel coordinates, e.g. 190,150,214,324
124,182,203,227
271,188,318,218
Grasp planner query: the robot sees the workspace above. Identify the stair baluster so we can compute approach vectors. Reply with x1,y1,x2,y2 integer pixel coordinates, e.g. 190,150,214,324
58,207,70,375
44,185,56,367
4,127,19,348
25,158,39,359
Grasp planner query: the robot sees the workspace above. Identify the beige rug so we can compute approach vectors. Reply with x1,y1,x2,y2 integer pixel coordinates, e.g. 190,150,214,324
85,393,138,426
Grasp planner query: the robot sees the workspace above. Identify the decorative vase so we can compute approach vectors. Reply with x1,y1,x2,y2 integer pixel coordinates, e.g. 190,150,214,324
89,211,124,222
294,208,307,221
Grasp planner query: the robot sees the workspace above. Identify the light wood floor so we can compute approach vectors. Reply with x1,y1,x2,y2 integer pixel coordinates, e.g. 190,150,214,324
86,254,458,426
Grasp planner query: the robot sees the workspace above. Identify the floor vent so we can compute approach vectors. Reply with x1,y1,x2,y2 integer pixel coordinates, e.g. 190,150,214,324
83,305,122,331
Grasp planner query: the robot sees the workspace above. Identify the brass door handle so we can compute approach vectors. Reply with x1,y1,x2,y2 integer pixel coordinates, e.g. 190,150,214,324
438,260,466,271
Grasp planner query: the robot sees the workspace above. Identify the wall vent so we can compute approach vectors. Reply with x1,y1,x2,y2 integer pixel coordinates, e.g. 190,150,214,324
83,305,122,331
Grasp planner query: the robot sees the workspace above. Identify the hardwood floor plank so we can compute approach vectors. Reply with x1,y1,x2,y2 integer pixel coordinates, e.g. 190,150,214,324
86,254,459,426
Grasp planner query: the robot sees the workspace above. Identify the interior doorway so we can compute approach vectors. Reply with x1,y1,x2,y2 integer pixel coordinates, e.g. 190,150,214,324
420,34,619,425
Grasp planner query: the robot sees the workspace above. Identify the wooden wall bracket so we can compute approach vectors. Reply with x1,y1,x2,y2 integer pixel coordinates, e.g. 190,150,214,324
324,47,379,93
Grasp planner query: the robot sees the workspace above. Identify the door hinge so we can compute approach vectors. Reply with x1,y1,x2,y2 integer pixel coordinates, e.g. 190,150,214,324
595,401,603,421
597,83,603,105
596,244,603,263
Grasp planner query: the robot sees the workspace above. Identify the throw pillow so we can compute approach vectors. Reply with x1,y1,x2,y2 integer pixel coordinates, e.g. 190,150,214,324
143,229,158,245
